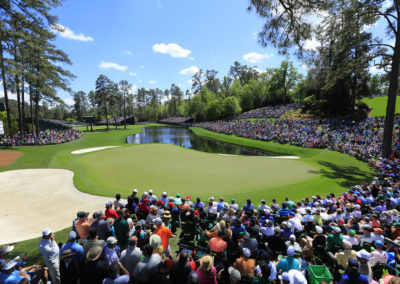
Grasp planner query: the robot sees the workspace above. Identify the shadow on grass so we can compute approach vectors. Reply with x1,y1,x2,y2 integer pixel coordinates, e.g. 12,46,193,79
309,161,374,188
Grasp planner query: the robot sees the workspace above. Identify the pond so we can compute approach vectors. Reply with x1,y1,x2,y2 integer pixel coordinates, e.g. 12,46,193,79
126,126,277,156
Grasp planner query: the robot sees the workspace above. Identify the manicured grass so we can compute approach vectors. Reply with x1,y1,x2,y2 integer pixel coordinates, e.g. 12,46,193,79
1,123,375,264
361,96,400,117
190,127,375,202
74,143,317,199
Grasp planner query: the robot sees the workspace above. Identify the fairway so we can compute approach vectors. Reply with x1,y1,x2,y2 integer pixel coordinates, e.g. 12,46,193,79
361,96,400,117
75,143,317,200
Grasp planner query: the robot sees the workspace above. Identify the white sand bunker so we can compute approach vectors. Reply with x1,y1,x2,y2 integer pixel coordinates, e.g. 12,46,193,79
0,169,110,245
71,146,120,154
218,153,299,159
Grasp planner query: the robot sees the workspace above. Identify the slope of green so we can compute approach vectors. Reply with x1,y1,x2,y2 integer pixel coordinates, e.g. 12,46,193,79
361,96,400,117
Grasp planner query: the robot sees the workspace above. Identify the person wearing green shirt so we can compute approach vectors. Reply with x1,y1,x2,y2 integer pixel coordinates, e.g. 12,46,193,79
114,210,130,251
327,227,343,251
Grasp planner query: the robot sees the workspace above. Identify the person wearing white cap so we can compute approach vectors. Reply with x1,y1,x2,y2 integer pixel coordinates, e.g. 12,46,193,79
357,249,373,283
279,269,307,284
160,192,168,204
38,228,60,283
234,248,255,277
148,189,157,202
285,235,301,253
276,246,299,273
334,240,356,268
59,231,84,263
104,237,119,267
0,260,30,284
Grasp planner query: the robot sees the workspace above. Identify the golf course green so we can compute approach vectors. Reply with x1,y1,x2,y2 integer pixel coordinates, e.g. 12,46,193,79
1,124,375,203
1,123,376,264
361,96,400,117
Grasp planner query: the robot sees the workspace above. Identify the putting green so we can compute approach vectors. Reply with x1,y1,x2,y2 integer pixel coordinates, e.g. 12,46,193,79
74,143,317,200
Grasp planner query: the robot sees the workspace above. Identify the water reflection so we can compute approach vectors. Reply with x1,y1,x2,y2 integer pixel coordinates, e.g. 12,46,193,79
126,126,275,156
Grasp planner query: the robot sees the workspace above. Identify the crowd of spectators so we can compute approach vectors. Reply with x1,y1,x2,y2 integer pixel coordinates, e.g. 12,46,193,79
235,104,301,120
3,160,400,284
159,117,194,125
0,129,83,146
194,116,400,162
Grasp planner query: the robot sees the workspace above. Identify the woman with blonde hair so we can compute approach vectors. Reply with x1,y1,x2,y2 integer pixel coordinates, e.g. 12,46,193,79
196,255,217,284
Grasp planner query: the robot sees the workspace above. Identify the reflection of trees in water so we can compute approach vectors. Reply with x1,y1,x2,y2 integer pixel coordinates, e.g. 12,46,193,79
127,126,273,156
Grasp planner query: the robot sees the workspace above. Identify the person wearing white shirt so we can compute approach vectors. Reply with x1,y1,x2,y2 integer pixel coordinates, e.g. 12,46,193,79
260,221,275,238
343,230,359,246
369,240,388,267
38,228,60,284
288,213,303,232
257,200,269,217
229,199,239,213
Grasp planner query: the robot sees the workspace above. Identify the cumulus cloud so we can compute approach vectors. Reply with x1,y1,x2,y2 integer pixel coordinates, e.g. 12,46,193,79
179,66,199,75
129,72,137,77
98,61,128,71
63,98,74,106
51,24,93,42
370,65,384,74
243,52,273,63
189,57,195,61
152,43,191,58
149,80,158,84
303,37,320,51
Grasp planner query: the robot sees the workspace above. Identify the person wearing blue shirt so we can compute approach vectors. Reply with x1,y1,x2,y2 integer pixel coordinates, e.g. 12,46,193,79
276,247,299,273
338,258,368,284
217,197,225,212
59,231,84,264
194,197,205,212
243,199,254,215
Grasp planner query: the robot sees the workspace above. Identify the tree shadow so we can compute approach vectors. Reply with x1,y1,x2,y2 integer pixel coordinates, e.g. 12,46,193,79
310,161,374,188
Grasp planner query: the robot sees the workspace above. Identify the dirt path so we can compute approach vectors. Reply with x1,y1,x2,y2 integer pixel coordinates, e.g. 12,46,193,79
0,151,22,167
0,169,111,245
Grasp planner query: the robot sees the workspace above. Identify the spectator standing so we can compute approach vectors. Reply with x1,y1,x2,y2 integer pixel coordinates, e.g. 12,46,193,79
120,236,142,277
114,210,129,251
38,228,60,284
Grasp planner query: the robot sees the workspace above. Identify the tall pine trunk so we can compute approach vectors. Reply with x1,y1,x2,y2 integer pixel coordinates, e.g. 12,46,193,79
382,33,400,158
15,74,22,138
0,38,12,134
105,103,109,130
21,77,25,136
29,83,34,134
34,90,39,136
123,92,127,129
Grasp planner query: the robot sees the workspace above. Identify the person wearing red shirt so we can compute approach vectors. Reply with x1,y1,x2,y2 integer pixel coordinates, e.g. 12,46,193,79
208,231,227,253
105,201,118,219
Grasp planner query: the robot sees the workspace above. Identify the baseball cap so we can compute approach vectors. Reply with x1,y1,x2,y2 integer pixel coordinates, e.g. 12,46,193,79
279,272,290,281
176,193,180,198
2,260,17,271
77,211,89,218
153,218,162,225
209,197,215,201
287,246,295,256
333,227,341,233
356,250,370,260
348,258,359,268
105,201,112,207
132,189,138,193
289,234,296,240
228,267,241,282
68,231,77,241
349,229,356,236
107,237,118,245
162,192,167,196
95,210,103,217
375,240,384,247
42,228,52,236
315,226,323,234
243,248,251,258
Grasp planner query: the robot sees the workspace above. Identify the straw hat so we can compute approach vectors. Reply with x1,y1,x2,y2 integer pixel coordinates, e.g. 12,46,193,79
106,217,114,226
162,210,171,219
200,255,213,272
60,249,75,260
86,246,103,262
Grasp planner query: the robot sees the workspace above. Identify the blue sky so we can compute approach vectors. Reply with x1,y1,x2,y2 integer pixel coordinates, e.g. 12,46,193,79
47,0,390,105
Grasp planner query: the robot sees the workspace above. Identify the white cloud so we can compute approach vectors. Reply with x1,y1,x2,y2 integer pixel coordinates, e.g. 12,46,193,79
131,85,138,92
98,61,128,71
370,65,384,74
149,80,158,84
189,57,195,61
129,72,137,77
63,98,74,106
363,22,378,32
51,24,93,42
243,52,273,63
187,78,195,85
303,37,320,51
122,50,132,55
179,66,199,75
254,68,264,74
152,43,191,58
382,0,392,9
